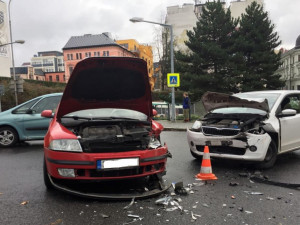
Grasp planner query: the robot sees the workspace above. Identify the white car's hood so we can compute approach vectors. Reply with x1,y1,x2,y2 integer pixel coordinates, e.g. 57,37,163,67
201,92,270,113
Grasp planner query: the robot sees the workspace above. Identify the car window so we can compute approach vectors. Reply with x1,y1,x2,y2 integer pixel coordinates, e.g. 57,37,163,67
281,95,300,113
12,98,42,114
31,96,61,114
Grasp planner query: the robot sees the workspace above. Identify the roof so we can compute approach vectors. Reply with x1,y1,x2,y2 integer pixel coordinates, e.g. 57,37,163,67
63,33,117,50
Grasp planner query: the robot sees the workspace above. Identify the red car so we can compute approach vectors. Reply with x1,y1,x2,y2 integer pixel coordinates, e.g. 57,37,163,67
42,57,170,199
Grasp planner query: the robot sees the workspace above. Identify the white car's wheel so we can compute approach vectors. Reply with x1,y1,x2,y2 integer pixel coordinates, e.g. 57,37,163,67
0,127,18,148
257,140,277,169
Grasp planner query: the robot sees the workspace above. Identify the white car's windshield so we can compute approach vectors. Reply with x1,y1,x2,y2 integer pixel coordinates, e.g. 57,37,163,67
64,108,147,121
234,93,280,109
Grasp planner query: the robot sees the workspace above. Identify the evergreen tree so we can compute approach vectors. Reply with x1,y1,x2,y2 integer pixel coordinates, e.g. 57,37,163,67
176,0,239,100
234,1,284,91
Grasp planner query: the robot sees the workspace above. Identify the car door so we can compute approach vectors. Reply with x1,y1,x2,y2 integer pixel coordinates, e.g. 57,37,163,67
278,94,300,152
21,95,61,139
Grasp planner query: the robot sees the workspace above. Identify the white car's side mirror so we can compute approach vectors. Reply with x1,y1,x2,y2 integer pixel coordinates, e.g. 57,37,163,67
279,109,297,117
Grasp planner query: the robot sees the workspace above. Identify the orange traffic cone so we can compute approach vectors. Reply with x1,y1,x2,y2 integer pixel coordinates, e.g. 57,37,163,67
196,146,217,180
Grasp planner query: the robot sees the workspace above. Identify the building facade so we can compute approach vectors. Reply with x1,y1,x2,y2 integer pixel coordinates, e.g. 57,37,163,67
116,39,154,89
44,71,65,83
165,3,198,53
11,66,45,81
31,51,64,73
0,0,11,77
276,35,300,90
62,33,135,81
230,0,263,19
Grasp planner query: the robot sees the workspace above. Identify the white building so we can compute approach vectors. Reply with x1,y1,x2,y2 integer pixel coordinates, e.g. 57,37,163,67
0,0,11,77
31,51,64,72
230,0,264,20
165,4,198,53
276,35,300,90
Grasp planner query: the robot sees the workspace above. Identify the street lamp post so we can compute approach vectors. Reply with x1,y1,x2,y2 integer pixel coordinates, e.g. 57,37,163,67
8,0,18,106
130,17,176,122
0,40,25,47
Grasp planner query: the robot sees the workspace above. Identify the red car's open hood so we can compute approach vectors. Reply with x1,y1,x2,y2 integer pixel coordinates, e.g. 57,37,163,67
56,57,153,119
201,92,269,112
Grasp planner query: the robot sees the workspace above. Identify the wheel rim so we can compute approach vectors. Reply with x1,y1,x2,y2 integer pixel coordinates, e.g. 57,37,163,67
0,130,15,146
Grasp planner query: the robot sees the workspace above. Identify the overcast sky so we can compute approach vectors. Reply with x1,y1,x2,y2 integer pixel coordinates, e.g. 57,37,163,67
6,0,300,66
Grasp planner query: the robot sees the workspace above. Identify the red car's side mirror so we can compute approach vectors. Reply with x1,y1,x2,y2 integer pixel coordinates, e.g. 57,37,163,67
41,110,53,118
152,109,158,116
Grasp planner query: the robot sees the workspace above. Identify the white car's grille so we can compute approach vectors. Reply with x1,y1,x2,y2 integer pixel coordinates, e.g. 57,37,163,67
202,126,240,136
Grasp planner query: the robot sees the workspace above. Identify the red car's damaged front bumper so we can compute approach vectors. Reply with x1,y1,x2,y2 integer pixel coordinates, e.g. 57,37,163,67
44,145,169,181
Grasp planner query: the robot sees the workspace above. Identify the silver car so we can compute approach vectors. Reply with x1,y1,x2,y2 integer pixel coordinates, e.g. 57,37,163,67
187,90,300,168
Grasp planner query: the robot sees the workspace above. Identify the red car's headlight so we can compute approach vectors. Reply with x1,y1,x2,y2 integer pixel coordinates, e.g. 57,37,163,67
49,139,82,152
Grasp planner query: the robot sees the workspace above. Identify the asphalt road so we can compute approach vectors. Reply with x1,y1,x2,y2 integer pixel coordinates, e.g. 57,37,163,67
0,131,299,225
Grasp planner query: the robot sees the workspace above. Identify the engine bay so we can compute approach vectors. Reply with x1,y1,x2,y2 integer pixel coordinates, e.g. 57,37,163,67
201,113,267,134
62,119,152,153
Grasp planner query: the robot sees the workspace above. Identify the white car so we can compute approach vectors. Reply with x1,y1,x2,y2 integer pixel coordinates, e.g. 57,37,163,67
187,91,300,168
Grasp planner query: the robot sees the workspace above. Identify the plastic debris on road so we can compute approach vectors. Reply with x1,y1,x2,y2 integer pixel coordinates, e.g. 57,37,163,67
20,201,29,205
124,198,135,210
244,191,263,195
155,196,172,206
229,182,239,186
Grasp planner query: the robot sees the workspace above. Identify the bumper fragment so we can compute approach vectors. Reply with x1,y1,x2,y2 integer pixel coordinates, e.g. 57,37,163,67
47,173,171,200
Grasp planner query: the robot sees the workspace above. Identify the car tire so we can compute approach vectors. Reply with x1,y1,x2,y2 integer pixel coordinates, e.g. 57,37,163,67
257,140,277,169
190,149,203,160
43,158,53,190
0,126,19,148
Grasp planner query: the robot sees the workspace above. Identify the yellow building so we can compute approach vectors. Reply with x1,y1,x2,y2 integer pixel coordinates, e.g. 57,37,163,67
116,39,155,90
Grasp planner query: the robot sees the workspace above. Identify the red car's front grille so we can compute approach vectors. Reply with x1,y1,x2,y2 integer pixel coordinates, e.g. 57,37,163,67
77,163,164,178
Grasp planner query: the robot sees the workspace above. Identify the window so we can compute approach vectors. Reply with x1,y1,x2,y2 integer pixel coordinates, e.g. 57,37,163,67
56,75,59,81
63,75,66,81
12,98,42,114
85,52,91,58
31,96,62,114
281,95,300,113
67,54,73,60
94,52,100,57
49,76,52,82
76,53,82,60
103,51,109,57
69,67,74,75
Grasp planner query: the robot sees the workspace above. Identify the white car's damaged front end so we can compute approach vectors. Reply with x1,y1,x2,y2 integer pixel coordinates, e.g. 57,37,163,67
187,116,272,161
187,91,280,168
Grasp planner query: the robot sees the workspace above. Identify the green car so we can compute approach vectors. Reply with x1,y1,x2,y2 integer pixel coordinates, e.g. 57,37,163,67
0,93,62,147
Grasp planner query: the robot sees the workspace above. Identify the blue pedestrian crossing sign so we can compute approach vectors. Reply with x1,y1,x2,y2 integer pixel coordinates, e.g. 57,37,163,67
167,73,180,87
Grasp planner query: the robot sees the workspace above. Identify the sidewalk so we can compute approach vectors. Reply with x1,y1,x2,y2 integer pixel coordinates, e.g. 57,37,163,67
155,120,194,131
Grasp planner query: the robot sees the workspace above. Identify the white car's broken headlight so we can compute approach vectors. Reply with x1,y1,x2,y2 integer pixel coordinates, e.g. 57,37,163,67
49,139,82,152
192,120,202,130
